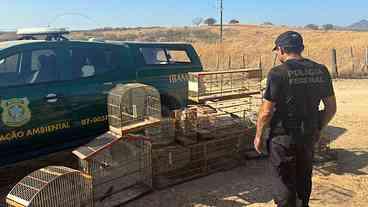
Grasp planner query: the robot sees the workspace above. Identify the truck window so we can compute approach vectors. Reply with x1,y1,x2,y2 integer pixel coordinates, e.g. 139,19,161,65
167,49,191,64
70,47,119,79
0,54,19,74
0,53,21,87
27,49,58,84
140,47,192,65
140,48,168,65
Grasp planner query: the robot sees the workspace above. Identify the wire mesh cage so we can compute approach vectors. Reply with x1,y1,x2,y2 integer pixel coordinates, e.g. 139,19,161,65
144,117,176,147
72,133,152,206
6,166,92,207
188,69,262,103
202,94,266,157
152,136,243,189
171,103,256,146
107,83,162,136
151,105,258,189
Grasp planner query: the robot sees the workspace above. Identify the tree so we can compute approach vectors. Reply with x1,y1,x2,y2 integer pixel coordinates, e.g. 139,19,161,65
262,22,274,26
204,18,217,26
305,24,319,30
229,19,240,24
322,24,334,31
192,17,203,26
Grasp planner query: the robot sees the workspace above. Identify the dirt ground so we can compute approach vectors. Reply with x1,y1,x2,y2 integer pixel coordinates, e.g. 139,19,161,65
124,79,368,207
1,79,367,207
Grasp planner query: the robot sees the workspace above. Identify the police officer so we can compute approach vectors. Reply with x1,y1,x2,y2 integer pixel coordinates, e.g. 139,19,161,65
254,31,337,207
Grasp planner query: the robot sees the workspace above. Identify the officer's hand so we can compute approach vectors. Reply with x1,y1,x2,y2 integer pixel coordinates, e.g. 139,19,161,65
254,137,263,154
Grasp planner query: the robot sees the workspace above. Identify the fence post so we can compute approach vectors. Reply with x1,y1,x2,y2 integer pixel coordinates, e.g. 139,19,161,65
360,47,368,74
216,55,220,70
350,46,355,74
259,56,262,71
364,47,368,73
306,47,310,57
259,56,263,99
228,55,232,70
272,53,278,67
331,48,338,78
242,54,246,69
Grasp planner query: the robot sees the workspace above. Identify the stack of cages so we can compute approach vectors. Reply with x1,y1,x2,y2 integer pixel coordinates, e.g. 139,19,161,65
6,166,92,207
189,105,248,168
186,68,265,157
152,105,251,189
107,83,162,136
73,133,153,206
72,83,165,205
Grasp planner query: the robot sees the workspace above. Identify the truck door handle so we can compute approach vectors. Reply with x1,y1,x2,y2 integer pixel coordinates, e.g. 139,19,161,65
103,82,113,86
45,93,58,103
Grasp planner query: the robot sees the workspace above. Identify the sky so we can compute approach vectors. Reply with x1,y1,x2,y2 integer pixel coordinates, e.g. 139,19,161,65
1,0,368,30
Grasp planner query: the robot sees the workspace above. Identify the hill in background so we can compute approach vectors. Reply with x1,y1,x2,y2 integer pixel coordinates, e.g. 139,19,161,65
347,19,368,31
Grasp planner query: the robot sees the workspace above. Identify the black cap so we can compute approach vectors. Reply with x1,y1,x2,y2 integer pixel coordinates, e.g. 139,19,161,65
273,31,304,51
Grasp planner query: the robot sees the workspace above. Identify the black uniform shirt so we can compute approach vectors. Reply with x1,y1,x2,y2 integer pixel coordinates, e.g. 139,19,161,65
264,58,335,140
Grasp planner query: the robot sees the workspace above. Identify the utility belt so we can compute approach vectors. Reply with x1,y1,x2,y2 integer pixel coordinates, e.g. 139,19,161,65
270,118,302,135
269,119,315,146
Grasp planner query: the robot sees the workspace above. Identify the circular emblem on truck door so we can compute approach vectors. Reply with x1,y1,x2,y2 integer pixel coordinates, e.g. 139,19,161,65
1,98,31,127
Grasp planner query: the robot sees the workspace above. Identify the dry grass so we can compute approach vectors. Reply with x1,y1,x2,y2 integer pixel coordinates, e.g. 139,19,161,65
192,25,368,75
72,25,368,76
72,27,219,43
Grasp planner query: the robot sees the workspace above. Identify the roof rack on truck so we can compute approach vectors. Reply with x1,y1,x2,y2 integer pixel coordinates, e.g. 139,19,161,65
16,27,70,41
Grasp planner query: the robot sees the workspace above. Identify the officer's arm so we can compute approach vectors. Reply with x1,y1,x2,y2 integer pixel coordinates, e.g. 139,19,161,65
254,69,279,153
255,100,275,140
320,96,337,130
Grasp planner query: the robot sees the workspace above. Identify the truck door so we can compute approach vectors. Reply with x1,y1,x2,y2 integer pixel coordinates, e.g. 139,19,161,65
0,46,73,164
64,43,134,138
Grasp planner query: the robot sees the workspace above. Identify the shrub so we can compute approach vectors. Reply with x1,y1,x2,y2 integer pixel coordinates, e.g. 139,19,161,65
305,24,320,30
193,17,204,26
229,19,240,24
322,24,334,31
204,18,217,26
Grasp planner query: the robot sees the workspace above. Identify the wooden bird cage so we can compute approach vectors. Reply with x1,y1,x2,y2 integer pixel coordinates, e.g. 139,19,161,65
107,83,162,136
